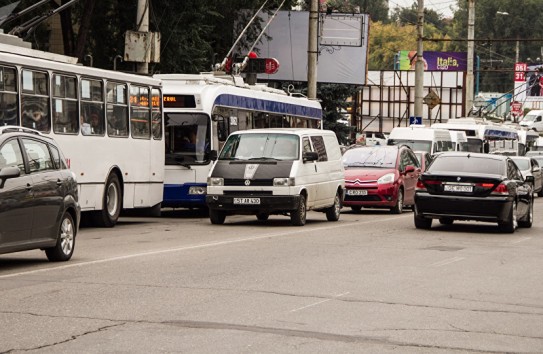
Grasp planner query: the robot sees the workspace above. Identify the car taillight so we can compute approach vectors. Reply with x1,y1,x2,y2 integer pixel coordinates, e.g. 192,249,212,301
490,182,508,195
416,179,441,191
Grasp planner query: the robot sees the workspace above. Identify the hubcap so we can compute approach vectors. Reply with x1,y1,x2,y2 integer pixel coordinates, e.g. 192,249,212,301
60,217,74,255
107,182,119,216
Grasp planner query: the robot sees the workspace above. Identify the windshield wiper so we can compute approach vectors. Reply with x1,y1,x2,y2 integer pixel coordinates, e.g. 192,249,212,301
248,157,280,161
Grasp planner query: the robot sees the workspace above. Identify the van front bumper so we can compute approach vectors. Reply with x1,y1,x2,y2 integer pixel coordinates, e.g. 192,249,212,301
206,194,300,214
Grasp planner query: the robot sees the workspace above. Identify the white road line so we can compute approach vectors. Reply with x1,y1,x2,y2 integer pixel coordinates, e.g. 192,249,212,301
431,256,465,267
510,237,531,244
0,215,409,279
289,292,350,313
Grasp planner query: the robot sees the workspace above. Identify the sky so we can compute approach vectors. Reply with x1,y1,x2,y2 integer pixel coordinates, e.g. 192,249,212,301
388,0,457,19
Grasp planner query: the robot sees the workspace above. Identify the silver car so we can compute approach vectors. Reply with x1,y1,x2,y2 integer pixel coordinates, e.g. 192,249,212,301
511,156,543,197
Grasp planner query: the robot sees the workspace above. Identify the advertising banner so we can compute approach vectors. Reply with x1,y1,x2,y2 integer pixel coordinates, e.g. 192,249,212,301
398,51,467,71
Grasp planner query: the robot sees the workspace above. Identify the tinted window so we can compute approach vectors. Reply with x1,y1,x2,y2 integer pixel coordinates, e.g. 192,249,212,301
428,155,505,175
310,136,327,161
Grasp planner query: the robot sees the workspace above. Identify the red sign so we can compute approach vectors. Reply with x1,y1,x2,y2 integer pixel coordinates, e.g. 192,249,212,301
514,62,527,82
264,58,280,74
511,101,523,115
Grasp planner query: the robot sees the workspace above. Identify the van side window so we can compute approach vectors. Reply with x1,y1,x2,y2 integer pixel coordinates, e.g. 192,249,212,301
302,137,312,153
310,136,327,161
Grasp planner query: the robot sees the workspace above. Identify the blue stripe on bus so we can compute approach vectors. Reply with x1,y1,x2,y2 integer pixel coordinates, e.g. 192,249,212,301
163,183,207,208
214,94,322,120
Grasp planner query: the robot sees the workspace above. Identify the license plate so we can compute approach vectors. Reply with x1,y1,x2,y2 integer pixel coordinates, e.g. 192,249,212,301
347,189,368,196
233,197,261,205
444,184,473,193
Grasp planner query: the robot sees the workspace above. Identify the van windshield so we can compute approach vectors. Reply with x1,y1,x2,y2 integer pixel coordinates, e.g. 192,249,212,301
219,133,300,161
387,139,432,153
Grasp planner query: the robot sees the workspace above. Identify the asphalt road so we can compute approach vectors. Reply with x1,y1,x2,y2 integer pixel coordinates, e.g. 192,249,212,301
1,200,543,353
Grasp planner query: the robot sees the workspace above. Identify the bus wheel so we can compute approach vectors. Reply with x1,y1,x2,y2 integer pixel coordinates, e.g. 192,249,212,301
93,173,122,227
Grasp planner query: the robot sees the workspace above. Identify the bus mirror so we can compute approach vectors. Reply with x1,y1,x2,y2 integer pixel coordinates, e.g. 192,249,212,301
209,150,218,161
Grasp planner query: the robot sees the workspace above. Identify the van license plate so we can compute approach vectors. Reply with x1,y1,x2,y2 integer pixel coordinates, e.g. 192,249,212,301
234,198,261,205
347,189,368,196
444,185,473,192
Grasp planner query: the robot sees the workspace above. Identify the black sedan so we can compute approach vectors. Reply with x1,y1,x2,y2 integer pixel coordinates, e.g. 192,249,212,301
414,152,534,233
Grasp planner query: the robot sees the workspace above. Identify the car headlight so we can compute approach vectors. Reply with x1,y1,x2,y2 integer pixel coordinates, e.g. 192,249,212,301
207,177,224,186
273,177,295,186
188,186,207,195
377,173,395,184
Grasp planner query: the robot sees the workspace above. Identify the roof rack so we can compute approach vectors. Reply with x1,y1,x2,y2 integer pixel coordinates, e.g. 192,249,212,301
0,125,44,136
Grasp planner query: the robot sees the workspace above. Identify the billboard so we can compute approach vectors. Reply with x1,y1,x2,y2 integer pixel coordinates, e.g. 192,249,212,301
398,51,467,71
250,11,369,85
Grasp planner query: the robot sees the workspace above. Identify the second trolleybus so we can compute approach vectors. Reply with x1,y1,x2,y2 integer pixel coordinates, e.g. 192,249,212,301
154,73,323,209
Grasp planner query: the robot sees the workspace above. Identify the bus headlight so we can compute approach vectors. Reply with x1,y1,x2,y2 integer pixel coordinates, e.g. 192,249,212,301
207,177,224,186
273,177,295,186
189,186,207,195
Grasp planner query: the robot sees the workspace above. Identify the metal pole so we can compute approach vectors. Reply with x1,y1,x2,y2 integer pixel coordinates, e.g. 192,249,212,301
136,0,149,74
307,0,318,100
414,0,424,119
465,0,475,115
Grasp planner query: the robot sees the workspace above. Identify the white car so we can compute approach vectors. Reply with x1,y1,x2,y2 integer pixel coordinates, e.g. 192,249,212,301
511,156,543,197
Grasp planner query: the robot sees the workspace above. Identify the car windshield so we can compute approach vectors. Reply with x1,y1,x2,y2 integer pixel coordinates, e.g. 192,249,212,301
512,158,530,170
428,155,505,175
219,133,299,161
342,147,397,168
387,139,432,153
521,114,536,123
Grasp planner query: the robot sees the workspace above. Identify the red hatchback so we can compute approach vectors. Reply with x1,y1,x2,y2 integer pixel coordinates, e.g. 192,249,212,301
342,145,422,213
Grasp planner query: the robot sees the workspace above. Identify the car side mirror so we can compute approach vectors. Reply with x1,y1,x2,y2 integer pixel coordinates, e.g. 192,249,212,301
404,165,416,174
0,166,21,189
209,150,218,161
303,151,319,162
525,175,535,183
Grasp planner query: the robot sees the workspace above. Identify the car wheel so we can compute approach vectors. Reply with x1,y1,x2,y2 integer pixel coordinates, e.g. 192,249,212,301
391,188,403,214
45,212,76,262
518,199,533,228
351,206,362,212
92,173,121,227
499,200,517,233
256,213,269,221
414,207,432,229
325,191,341,222
209,209,226,224
439,217,454,225
290,194,307,226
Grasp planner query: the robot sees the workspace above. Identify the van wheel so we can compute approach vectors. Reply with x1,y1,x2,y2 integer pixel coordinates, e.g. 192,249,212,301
209,209,226,225
291,194,307,226
325,191,341,221
92,173,121,227
45,212,76,262
256,213,269,221
391,188,403,214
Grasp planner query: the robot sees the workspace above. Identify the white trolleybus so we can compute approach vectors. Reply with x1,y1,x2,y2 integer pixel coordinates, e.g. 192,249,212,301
154,73,322,209
0,38,163,227
432,118,519,155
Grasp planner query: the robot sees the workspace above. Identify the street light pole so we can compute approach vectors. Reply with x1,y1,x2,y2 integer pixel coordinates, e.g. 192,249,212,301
414,0,424,119
465,0,475,115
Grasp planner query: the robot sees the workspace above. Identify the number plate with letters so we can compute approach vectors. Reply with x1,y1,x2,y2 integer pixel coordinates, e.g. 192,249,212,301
233,198,261,205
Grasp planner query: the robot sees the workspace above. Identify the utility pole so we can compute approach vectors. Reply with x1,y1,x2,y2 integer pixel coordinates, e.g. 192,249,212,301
136,0,149,74
465,0,475,115
414,0,424,119
307,0,318,100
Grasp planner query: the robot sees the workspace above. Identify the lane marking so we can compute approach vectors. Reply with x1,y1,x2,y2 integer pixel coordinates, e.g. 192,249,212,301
289,292,350,313
430,256,465,267
510,237,531,244
0,215,409,279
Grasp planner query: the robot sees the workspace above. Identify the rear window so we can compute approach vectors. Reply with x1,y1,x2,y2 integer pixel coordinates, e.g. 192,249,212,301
428,155,505,175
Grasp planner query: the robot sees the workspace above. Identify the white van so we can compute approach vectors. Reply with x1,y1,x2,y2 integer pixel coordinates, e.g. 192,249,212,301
387,126,454,155
520,110,543,132
206,128,345,226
